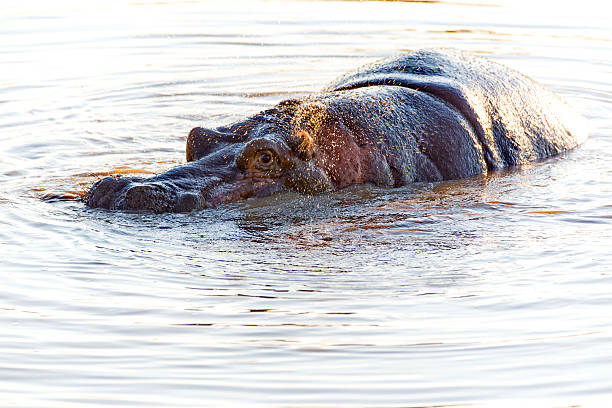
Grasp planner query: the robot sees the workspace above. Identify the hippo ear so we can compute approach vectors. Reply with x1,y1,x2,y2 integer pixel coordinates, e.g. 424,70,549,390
295,130,314,161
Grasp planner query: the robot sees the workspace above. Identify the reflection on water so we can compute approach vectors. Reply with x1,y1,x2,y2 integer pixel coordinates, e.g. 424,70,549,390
2,0,612,407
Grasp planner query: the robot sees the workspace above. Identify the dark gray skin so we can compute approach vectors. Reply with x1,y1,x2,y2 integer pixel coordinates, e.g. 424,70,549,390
86,48,586,213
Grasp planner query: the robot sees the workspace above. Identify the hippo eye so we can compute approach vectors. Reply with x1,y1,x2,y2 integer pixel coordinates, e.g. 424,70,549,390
257,150,274,166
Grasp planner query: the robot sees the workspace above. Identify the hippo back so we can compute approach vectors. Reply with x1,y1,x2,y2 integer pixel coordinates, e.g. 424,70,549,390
324,48,587,171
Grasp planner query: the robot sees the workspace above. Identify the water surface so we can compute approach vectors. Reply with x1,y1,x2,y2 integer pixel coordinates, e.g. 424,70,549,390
2,1,612,406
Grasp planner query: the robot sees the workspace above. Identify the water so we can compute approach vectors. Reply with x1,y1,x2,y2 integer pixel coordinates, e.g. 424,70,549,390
2,0,612,406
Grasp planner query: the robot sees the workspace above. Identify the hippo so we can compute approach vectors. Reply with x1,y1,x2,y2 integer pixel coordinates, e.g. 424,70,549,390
86,48,586,213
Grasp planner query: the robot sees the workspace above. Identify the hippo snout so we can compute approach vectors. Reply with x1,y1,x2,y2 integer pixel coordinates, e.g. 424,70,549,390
119,182,176,213
86,141,248,213
86,176,207,213
86,176,134,210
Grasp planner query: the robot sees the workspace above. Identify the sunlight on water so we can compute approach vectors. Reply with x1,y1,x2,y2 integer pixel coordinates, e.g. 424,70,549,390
1,0,612,407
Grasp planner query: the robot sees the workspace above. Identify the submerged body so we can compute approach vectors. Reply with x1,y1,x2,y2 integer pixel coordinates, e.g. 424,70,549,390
86,48,586,212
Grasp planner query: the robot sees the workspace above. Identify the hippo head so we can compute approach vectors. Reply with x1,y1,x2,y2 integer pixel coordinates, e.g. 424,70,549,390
86,100,340,212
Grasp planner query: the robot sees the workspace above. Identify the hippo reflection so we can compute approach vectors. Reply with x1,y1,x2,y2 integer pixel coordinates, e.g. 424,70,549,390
86,48,586,212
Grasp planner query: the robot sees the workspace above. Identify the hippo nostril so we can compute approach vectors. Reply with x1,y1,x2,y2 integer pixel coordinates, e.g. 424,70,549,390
91,176,118,194
119,183,174,213
86,176,129,209
123,184,151,208
174,192,202,212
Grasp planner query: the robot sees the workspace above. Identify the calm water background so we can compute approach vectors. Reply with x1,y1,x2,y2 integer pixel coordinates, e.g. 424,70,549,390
2,0,612,406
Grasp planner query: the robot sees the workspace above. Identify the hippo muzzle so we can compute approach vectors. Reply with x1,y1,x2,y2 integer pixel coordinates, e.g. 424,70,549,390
86,143,237,212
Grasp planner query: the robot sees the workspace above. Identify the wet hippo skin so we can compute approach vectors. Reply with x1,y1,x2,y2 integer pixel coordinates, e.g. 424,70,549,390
86,48,587,213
